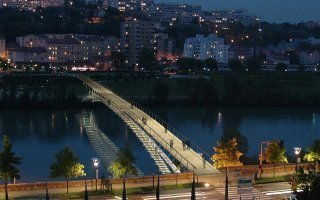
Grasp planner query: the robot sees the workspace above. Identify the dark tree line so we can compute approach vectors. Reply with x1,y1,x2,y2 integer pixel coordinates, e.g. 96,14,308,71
0,6,123,41
0,75,85,109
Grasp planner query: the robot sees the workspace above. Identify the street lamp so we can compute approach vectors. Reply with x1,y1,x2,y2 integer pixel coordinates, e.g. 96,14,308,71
259,141,269,178
92,158,100,191
294,147,302,172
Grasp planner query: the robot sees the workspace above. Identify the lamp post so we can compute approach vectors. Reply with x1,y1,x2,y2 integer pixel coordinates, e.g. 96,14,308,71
225,167,228,200
294,147,302,172
92,158,100,192
259,141,269,178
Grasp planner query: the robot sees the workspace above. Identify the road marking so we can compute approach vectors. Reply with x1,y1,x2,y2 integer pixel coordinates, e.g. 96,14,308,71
216,187,273,200
142,192,206,200
264,189,302,195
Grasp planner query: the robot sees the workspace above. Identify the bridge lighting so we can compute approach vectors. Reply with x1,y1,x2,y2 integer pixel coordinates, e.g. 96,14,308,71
204,183,210,187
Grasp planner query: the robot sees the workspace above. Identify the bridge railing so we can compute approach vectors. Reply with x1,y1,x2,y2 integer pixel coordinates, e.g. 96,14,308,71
94,80,213,163
93,93,197,171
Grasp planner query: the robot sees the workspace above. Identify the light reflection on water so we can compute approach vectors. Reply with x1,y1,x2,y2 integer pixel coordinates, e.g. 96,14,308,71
0,106,319,182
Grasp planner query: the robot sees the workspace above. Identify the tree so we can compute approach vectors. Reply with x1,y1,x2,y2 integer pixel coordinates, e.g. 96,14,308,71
204,58,218,71
244,56,262,71
265,141,288,177
0,58,9,71
212,138,243,169
137,48,157,71
304,139,320,171
108,146,138,178
199,79,218,105
220,129,248,157
111,52,126,70
50,146,85,193
276,63,287,71
176,57,203,72
153,81,170,104
228,58,242,71
295,168,320,200
0,135,22,200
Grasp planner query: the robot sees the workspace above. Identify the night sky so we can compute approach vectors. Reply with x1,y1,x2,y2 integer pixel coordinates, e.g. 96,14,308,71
156,0,320,23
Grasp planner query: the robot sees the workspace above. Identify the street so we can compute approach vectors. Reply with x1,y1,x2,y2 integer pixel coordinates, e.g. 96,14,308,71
90,187,225,200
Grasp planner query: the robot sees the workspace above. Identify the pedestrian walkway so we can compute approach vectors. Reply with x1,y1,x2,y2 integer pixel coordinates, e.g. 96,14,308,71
216,186,274,200
79,75,220,175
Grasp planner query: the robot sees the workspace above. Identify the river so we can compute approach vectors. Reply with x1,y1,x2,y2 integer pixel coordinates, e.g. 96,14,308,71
0,106,319,182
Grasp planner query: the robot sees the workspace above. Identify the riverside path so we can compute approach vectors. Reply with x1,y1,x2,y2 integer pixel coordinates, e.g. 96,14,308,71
79,75,220,175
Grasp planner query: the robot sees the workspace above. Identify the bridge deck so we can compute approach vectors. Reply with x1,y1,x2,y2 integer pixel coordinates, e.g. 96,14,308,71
79,76,220,175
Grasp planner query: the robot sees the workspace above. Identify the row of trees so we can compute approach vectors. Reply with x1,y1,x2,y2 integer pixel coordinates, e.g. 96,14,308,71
0,5,123,41
0,135,137,198
293,140,320,199
51,145,138,194
0,85,80,109
212,130,320,179
175,56,307,73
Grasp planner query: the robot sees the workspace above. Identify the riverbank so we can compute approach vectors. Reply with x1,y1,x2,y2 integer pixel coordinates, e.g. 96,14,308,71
2,72,320,108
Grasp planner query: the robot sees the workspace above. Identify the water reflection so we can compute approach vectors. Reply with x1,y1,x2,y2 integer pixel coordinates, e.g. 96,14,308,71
0,106,319,182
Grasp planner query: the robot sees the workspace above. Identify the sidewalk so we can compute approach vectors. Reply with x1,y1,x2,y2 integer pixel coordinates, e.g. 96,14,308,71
3,165,299,199
3,173,227,199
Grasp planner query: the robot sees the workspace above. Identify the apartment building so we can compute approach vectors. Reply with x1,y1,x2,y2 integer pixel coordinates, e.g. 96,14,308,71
45,38,82,64
7,47,48,64
155,33,176,60
105,0,153,12
120,19,157,66
7,34,120,68
204,9,260,26
0,38,5,59
104,36,121,56
2,0,63,10
154,3,201,24
77,35,105,59
183,34,229,63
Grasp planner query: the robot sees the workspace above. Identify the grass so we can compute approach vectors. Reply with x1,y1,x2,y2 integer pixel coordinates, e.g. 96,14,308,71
255,174,292,184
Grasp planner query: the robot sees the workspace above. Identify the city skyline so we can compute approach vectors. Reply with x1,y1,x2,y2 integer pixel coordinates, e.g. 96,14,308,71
156,0,320,23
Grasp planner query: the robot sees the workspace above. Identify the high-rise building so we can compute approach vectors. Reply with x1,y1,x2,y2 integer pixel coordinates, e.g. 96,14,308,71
183,34,229,63
120,19,157,66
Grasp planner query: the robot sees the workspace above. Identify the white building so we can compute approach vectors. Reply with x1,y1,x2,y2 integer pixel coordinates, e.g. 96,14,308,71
183,34,229,63
204,9,260,26
154,3,201,24
104,0,153,11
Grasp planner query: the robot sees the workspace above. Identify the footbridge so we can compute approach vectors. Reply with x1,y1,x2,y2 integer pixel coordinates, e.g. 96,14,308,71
79,75,220,175
81,109,144,176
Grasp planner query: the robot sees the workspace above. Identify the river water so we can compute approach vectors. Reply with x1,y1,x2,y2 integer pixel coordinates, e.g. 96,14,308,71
0,106,319,182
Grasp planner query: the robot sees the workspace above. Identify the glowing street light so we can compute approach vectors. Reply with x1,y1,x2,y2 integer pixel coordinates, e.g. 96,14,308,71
91,158,100,191
294,147,302,172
